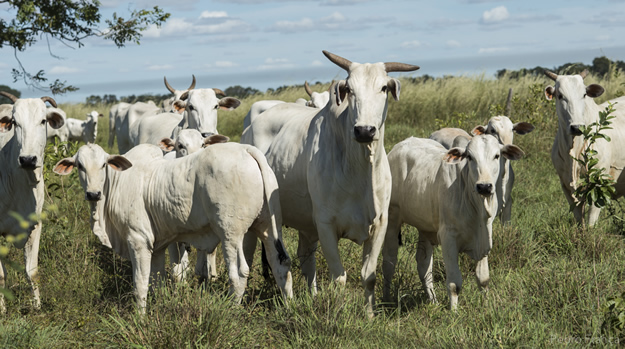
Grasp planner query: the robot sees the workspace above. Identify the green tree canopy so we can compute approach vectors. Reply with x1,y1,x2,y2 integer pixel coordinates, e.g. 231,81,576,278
0,85,21,104
0,0,169,94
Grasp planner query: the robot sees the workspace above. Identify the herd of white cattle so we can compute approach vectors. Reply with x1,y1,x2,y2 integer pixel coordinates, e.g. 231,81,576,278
1,50,624,317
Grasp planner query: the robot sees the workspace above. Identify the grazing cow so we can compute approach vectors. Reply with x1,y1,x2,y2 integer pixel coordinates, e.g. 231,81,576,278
544,70,625,226
48,110,103,144
430,116,534,224
161,75,196,114
116,101,160,154
130,88,240,149
0,92,64,313
382,136,524,310
244,50,419,317
108,102,130,149
54,143,292,312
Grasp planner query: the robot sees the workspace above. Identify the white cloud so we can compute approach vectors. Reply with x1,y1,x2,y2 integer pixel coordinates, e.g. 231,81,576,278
142,14,253,39
49,66,81,74
215,61,238,68
478,47,510,54
446,40,461,48
267,12,368,33
146,64,174,71
311,60,323,67
481,6,509,24
199,11,228,19
266,18,315,32
258,57,295,70
401,40,422,49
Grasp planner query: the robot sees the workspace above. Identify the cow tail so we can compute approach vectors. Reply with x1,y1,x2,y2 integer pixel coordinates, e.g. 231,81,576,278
245,146,289,264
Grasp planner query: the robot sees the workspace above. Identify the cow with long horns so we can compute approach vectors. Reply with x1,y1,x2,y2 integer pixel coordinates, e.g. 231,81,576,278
162,75,196,114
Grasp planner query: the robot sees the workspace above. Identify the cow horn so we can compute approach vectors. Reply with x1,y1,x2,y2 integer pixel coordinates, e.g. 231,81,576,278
213,88,226,97
544,70,558,81
41,96,57,108
0,91,18,103
580,69,589,79
304,81,313,96
384,62,420,73
322,50,352,71
188,75,196,90
164,76,176,93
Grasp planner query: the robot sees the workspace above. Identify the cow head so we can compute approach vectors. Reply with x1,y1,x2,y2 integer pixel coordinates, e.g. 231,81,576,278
472,116,534,146
323,50,419,144
544,70,605,137
173,88,240,138
84,111,103,143
159,129,229,158
164,75,196,114
445,135,524,197
304,81,331,109
0,92,64,170
53,144,132,201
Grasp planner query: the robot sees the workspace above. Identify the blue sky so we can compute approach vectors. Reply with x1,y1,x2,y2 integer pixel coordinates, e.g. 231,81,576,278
1,0,624,103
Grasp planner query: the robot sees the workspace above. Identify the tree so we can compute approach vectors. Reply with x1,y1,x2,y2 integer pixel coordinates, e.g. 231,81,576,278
0,1,169,94
224,85,260,99
0,84,21,104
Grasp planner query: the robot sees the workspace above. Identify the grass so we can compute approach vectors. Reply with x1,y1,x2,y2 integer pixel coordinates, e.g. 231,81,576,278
1,72,625,347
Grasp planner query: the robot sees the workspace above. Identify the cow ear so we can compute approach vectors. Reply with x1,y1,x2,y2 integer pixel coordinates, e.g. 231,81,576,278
107,155,132,171
471,125,486,136
218,97,241,111
47,110,65,129
501,144,524,161
334,80,348,106
159,138,175,152
387,78,401,101
53,157,76,175
513,122,535,135
444,147,465,163
545,86,555,101
586,84,605,98
0,116,13,132
203,134,229,147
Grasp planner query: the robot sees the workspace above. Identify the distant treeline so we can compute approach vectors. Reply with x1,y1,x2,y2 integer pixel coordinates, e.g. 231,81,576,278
81,56,625,106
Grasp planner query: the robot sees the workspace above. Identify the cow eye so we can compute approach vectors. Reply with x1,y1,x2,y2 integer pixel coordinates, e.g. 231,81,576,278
381,85,388,93
41,119,47,125
495,154,500,160
214,104,219,110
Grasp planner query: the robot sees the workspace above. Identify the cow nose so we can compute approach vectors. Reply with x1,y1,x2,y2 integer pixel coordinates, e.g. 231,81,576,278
86,191,102,201
354,126,377,143
476,183,493,196
19,156,37,169
570,125,583,136
201,132,215,138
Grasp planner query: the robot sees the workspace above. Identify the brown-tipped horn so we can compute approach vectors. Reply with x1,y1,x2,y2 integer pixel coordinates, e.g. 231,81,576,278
384,62,420,73
213,88,226,97
580,69,589,79
164,76,176,93
544,70,558,81
179,91,189,101
0,91,18,103
322,50,352,71
41,96,57,108
304,81,313,96
188,74,196,90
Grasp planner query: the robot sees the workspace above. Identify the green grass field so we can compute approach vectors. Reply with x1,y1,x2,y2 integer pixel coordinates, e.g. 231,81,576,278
2,72,625,348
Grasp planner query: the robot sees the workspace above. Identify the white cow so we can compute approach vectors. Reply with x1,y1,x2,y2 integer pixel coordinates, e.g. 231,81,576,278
131,88,240,149
54,142,293,312
243,50,420,317
242,100,286,130
382,136,524,310
544,70,625,226
108,102,130,149
303,81,331,109
48,110,102,144
115,101,160,154
430,116,534,224
0,92,64,313
161,75,196,114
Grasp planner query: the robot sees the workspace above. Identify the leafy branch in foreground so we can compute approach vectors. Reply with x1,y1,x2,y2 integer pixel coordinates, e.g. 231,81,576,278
572,102,618,226
1,1,169,94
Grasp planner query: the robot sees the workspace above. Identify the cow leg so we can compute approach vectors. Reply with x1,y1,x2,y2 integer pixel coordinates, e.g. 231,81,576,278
24,224,41,310
361,216,387,318
440,236,462,311
0,258,6,313
297,230,318,295
168,242,189,283
416,234,436,303
242,233,258,274
128,242,152,314
559,182,584,224
316,224,347,286
475,255,489,291
195,249,218,283
382,207,401,303
222,236,248,303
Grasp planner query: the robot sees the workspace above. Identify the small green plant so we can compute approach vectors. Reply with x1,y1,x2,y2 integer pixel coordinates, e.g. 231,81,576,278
434,110,477,129
602,290,625,341
572,102,617,227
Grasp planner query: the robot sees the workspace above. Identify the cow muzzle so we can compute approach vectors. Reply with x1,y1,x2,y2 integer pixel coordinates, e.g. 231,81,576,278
569,125,583,136
19,156,38,170
354,126,377,143
476,183,493,196
86,191,102,201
